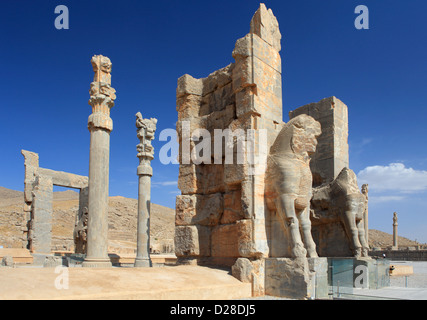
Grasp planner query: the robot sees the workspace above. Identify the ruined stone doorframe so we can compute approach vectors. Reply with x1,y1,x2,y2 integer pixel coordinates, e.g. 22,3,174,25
21,150,88,254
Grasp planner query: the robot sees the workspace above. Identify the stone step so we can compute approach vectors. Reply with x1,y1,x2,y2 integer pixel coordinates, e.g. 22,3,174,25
107,254,177,266
0,248,33,264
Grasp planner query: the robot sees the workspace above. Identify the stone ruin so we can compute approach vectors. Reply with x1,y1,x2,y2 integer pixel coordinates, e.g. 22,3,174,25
174,3,372,298
19,54,160,267
175,4,284,273
21,150,88,255
7,2,387,300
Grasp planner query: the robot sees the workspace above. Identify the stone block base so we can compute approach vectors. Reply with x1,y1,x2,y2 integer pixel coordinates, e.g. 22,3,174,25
43,255,69,268
265,257,314,299
82,258,112,268
265,257,329,299
134,258,152,268
308,257,329,299
231,257,265,297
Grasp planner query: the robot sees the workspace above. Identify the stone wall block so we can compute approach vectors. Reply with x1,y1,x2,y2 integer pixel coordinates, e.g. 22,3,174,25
231,257,253,283
177,74,203,97
202,64,234,96
237,219,255,257
176,193,224,226
176,94,202,119
232,57,254,93
211,224,239,257
174,225,211,257
221,189,244,224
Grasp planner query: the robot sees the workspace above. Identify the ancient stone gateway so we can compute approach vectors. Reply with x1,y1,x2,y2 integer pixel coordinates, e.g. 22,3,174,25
21,150,88,255
174,3,372,298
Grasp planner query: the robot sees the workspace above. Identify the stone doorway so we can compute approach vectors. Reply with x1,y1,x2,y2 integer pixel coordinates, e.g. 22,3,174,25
22,150,88,254
51,186,82,253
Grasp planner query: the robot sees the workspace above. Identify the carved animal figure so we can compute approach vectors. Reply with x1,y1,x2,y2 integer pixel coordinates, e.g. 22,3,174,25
310,168,369,258
74,207,88,254
266,114,321,258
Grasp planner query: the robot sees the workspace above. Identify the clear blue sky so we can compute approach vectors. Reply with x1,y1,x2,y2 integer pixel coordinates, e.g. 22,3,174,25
1,0,426,242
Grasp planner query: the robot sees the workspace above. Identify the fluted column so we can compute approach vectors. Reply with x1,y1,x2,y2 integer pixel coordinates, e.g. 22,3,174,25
82,55,116,268
134,112,157,267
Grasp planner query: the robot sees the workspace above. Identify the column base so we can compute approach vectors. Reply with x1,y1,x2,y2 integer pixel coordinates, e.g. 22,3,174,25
82,258,112,268
134,257,152,268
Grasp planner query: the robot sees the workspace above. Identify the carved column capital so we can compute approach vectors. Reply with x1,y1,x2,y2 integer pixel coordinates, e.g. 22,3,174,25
88,55,116,132
136,112,157,171
88,113,113,132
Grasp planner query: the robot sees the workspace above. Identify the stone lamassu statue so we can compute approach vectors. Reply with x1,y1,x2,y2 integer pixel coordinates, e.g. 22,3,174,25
266,114,321,258
311,168,369,258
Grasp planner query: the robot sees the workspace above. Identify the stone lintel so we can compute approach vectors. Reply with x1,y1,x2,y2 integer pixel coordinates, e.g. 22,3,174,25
38,168,88,189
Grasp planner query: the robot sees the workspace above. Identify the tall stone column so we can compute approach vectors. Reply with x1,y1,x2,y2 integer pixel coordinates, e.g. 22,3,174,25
134,112,157,267
392,212,398,250
82,55,116,268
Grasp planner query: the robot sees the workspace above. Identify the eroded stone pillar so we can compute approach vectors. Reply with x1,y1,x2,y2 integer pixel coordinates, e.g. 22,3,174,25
392,212,398,249
134,113,157,267
82,55,116,268
30,175,53,254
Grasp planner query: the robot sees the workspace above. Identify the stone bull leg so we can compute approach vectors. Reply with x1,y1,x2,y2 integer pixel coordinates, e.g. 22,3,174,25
342,193,369,258
342,209,363,258
356,219,369,257
299,206,318,258
275,194,307,258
